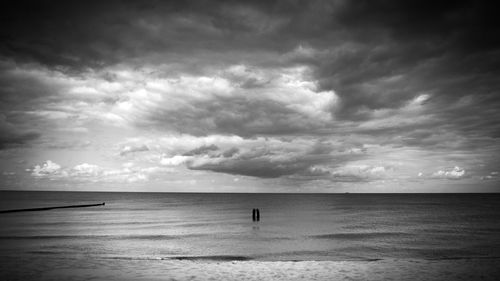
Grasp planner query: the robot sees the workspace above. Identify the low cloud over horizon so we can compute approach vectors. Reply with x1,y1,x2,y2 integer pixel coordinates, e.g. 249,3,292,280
1,0,499,192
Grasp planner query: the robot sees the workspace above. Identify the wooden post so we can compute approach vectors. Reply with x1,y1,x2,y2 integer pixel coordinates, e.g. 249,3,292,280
252,208,260,221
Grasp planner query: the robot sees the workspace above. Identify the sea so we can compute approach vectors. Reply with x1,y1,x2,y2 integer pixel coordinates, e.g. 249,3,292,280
1,191,500,280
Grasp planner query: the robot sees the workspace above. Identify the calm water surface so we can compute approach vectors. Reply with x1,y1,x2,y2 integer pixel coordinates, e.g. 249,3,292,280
1,191,500,261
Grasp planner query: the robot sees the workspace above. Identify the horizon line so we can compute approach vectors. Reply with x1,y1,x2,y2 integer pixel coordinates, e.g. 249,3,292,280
1,189,499,194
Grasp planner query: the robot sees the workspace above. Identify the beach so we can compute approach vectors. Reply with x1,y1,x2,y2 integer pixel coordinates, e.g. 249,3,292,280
2,256,500,281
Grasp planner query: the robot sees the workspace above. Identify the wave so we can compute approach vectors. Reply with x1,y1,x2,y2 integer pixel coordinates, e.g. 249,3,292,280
256,250,384,262
310,232,409,240
101,256,163,260
22,251,500,262
0,234,205,240
163,255,251,261
423,256,500,261
27,220,182,227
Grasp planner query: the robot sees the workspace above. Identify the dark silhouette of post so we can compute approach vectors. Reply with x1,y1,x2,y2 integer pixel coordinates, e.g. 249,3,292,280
252,208,260,221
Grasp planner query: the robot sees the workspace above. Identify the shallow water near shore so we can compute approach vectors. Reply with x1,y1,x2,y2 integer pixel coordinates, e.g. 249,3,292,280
1,191,500,280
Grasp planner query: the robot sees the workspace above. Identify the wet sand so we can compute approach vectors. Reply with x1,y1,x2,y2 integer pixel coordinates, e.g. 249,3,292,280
2,256,500,281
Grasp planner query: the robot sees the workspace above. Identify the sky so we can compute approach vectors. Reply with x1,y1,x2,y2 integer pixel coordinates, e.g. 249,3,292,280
0,0,499,192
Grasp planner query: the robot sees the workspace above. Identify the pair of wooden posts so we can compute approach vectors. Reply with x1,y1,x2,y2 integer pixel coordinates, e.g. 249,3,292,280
252,208,260,221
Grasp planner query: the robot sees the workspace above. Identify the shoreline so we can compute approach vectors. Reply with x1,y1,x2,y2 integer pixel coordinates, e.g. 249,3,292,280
2,256,500,281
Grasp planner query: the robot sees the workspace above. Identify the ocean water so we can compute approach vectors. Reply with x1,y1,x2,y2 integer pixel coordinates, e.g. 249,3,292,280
1,191,500,280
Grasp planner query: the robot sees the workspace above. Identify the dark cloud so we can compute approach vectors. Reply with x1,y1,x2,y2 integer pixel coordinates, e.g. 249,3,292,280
183,144,219,156
312,0,500,125
2,1,498,96
2,0,499,71
0,131,39,149
333,1,500,52
187,150,370,180
177,141,369,179
145,95,331,137
0,60,60,111
2,0,497,127
160,139,337,178
189,158,306,178
0,114,40,149
222,147,239,158
0,0,291,70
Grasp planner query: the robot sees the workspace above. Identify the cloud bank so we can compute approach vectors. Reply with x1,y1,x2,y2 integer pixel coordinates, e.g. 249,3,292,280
1,0,499,191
